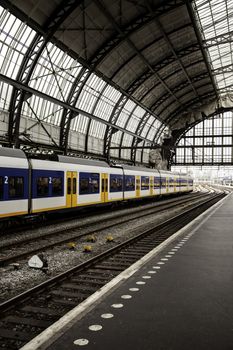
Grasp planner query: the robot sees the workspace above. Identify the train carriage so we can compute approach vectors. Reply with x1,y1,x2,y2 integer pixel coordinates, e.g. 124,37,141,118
58,156,124,207
0,148,29,219
0,147,193,220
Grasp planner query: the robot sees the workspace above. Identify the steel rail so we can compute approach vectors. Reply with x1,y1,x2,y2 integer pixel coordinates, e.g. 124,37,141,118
0,192,207,266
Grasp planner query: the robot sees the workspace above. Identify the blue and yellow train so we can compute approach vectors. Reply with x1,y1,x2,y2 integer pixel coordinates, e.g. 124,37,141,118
0,147,193,220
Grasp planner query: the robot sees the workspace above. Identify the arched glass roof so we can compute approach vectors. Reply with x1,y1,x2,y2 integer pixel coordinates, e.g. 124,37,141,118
0,0,231,166
194,0,233,95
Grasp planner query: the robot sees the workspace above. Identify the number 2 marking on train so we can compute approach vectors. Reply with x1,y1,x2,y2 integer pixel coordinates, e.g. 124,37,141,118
49,177,52,184
4,176,8,184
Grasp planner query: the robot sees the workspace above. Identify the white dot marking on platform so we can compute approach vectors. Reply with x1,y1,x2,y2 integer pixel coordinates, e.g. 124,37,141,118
174,246,181,249
89,325,102,331
171,249,178,251
74,339,89,346
142,275,151,279
161,258,168,261
121,295,132,299
101,313,114,319
136,281,146,285
165,255,172,258
153,266,161,269
129,288,139,292
148,270,156,274
111,303,124,308
168,252,175,255
158,262,165,265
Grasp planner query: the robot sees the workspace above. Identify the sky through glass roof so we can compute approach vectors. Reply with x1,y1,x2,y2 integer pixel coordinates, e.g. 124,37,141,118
194,0,233,94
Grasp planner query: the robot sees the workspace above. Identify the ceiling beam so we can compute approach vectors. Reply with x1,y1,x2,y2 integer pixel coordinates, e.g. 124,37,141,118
0,73,157,146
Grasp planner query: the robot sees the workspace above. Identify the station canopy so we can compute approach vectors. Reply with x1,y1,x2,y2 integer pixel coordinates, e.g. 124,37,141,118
0,0,232,164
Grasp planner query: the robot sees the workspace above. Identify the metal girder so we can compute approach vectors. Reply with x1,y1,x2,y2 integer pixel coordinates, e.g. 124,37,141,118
126,44,200,96
59,0,186,154
212,64,233,75
0,73,157,146
104,94,128,161
140,118,159,164
94,0,185,107
139,68,209,113
7,0,85,147
154,91,217,144
204,30,233,48
94,0,193,161
60,67,90,152
168,92,217,129
146,2,200,101
84,82,108,154
118,105,138,159
110,22,193,85
131,113,151,164
186,1,218,99
176,144,233,149
89,0,188,68
150,73,210,114
109,145,169,150
94,0,185,106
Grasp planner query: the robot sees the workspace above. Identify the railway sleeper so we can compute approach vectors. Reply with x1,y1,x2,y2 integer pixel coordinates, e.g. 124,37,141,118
21,305,63,317
52,298,79,307
4,315,51,329
61,283,99,293
94,264,125,271
0,328,37,342
105,262,132,269
51,289,89,300
71,277,107,286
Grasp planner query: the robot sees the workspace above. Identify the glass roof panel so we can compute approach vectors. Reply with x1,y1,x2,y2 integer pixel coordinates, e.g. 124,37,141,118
30,42,83,102
194,0,233,94
0,5,169,163
0,8,35,79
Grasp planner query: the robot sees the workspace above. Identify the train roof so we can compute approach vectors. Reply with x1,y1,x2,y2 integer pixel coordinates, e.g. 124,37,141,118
0,147,27,159
58,155,110,168
120,164,159,174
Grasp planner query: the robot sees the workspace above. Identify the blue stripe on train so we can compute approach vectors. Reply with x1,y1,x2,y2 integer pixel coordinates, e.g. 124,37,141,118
32,169,64,198
0,167,29,201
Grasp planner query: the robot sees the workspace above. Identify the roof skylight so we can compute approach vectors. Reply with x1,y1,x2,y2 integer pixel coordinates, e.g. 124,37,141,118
194,0,233,94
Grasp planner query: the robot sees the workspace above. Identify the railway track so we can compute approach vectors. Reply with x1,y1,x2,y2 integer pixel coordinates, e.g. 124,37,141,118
0,192,225,350
0,192,209,267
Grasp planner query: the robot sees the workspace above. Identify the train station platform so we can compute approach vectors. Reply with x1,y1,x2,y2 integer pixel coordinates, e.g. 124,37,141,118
22,193,233,350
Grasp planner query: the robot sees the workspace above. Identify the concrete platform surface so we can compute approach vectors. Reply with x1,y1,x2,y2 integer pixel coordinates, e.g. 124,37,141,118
26,194,233,350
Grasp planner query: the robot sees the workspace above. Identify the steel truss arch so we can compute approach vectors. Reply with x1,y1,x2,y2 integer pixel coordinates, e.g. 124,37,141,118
59,0,185,155
8,0,85,147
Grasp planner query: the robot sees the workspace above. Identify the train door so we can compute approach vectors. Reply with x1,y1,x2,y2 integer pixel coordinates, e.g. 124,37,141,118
166,177,169,193
101,173,108,202
136,176,140,197
66,171,77,208
150,176,153,196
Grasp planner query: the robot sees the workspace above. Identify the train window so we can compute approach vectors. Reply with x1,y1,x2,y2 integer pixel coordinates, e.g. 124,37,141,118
154,177,160,189
9,177,24,198
110,175,123,192
141,176,149,190
73,178,77,194
79,173,100,194
67,178,71,195
124,175,135,191
161,178,166,187
37,177,49,197
0,177,3,200
52,177,63,196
